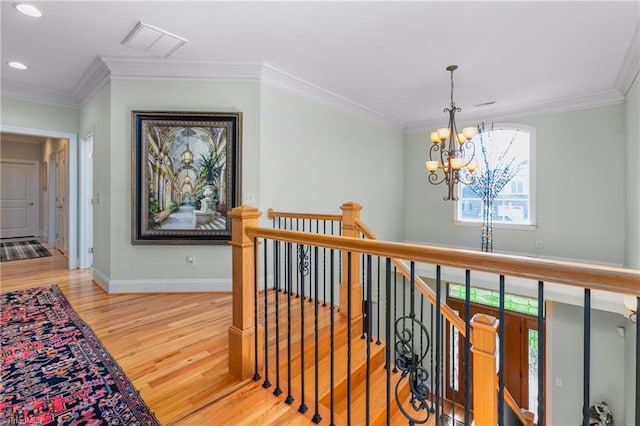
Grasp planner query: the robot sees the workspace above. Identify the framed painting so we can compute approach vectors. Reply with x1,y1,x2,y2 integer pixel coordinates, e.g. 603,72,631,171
131,111,242,244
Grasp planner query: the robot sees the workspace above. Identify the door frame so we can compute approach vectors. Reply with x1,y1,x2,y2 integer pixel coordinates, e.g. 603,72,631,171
0,159,39,238
0,124,78,269
79,131,94,269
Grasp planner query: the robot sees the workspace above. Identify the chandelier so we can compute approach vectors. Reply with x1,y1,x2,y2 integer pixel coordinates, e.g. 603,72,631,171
425,65,478,201
181,128,194,166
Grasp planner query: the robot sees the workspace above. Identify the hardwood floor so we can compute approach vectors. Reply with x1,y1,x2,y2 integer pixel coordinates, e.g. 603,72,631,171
1,243,251,425
1,243,465,425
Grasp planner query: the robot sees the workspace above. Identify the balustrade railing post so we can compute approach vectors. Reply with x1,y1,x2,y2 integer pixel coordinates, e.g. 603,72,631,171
340,202,362,319
471,313,499,426
228,205,263,380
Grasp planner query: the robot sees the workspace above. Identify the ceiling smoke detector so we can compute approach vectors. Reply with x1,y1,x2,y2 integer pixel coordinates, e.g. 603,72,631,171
122,21,187,59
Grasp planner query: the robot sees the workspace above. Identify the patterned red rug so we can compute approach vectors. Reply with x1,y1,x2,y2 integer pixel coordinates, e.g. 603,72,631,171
0,285,160,425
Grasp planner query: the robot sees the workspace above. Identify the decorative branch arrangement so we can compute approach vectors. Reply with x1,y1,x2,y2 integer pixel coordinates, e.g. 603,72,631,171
461,123,521,252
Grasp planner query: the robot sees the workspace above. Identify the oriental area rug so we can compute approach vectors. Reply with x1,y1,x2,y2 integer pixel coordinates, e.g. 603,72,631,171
0,285,160,425
0,239,52,262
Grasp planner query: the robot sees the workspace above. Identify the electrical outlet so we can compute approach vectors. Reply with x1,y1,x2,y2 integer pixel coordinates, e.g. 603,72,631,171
187,256,196,267
243,193,255,205
535,240,543,249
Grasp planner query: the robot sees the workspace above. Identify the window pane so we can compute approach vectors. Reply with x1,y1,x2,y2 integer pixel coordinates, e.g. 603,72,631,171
457,127,533,225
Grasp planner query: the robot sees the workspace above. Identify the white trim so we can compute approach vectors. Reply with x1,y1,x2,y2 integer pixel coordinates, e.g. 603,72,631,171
79,132,94,269
1,80,78,108
73,56,111,107
92,268,109,293
404,90,625,134
0,124,78,269
261,62,404,128
101,56,263,82
91,271,232,293
616,21,640,96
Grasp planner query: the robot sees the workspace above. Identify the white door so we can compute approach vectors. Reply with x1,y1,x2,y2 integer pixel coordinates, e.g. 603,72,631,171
55,148,68,254
0,161,38,238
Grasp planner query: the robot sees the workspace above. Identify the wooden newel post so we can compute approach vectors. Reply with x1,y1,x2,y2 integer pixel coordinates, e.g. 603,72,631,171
339,202,363,319
228,205,263,380
471,313,499,426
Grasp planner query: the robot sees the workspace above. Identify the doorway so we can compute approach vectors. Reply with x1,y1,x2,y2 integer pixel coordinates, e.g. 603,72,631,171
54,147,68,254
79,133,94,269
446,289,545,413
0,124,78,269
0,160,39,238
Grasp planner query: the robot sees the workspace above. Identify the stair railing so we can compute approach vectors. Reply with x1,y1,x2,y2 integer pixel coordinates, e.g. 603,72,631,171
228,203,640,426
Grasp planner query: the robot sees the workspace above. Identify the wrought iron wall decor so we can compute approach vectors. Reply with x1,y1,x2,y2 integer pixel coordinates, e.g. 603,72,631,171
131,111,242,244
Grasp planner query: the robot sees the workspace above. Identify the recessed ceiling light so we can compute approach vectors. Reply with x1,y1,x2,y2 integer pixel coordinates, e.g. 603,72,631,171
14,3,42,18
8,61,28,70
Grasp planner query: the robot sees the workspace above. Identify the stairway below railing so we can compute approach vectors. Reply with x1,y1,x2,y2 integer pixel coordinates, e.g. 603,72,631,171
227,202,640,426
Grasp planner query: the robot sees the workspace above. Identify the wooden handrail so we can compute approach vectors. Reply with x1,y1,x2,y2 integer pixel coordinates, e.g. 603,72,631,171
266,208,343,222
355,219,467,335
503,386,535,426
245,226,640,295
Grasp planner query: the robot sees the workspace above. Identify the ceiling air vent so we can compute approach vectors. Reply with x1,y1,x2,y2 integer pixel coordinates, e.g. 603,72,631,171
122,21,187,59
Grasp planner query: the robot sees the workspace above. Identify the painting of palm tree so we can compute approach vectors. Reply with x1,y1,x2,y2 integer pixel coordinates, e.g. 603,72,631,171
132,111,242,244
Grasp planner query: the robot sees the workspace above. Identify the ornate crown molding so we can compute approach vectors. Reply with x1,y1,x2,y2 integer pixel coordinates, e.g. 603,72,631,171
615,21,640,96
73,56,111,107
1,80,78,108
261,62,405,127
404,89,625,134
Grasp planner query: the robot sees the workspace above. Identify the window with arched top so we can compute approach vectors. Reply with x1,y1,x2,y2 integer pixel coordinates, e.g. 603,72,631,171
455,124,536,228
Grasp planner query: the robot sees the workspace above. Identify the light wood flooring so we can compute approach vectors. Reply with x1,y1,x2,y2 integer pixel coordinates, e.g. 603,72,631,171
1,242,465,425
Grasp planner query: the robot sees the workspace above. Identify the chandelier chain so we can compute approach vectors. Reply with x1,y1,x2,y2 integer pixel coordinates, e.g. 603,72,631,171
450,68,455,108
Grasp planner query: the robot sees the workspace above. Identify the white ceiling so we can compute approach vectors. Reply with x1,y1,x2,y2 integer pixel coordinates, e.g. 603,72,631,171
1,1,638,128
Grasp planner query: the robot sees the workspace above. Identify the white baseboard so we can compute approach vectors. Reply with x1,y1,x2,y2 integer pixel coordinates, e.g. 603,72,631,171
91,268,232,293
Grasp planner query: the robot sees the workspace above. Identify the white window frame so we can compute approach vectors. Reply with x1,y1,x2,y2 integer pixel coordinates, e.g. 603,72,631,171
453,123,537,230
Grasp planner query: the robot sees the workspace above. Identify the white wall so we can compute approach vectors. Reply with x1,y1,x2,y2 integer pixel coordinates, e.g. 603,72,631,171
548,302,627,426
260,85,405,241
1,97,79,134
623,73,639,426
106,79,261,283
79,83,111,276
404,104,626,265
625,75,640,270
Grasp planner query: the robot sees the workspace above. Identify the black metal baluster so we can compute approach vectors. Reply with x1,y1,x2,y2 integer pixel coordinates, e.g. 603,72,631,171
312,246,321,423
377,257,381,344
385,257,392,425
498,275,505,426
361,245,366,340
347,251,352,426
253,237,261,382
263,239,271,389
403,275,407,316
464,270,471,426
583,288,591,426
435,265,441,422
285,242,294,405
323,220,327,307
538,280,545,426
392,267,398,373
299,243,308,414
365,254,372,425
452,317,457,423
420,294,424,366
273,240,282,396
429,302,434,409
330,248,336,426
296,219,300,297
636,297,639,426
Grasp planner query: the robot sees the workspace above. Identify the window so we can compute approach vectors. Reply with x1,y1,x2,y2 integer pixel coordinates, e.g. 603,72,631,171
455,125,535,227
